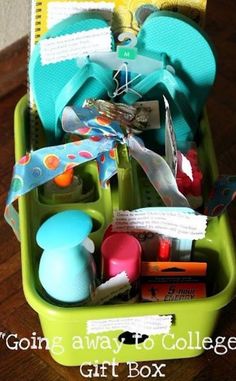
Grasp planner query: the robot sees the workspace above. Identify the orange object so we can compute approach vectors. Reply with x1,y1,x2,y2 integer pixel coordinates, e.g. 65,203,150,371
53,168,74,188
141,282,206,302
157,237,171,261
141,262,207,302
141,261,207,277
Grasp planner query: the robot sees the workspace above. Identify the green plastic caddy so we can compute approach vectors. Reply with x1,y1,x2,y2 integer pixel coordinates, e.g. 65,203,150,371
14,95,236,366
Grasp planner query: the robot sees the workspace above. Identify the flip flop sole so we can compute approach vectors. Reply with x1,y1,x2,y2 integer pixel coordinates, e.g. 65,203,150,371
29,13,114,144
137,11,217,116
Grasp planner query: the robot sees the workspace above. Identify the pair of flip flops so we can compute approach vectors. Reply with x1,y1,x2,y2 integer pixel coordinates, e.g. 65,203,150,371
29,10,217,146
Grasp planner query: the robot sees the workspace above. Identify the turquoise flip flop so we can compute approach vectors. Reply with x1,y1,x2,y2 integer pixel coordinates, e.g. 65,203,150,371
122,10,217,148
29,13,116,144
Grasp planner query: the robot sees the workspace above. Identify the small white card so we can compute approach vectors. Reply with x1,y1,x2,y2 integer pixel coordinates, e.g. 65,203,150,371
177,151,193,181
87,315,172,335
89,272,131,306
164,96,177,177
40,27,112,65
47,1,115,28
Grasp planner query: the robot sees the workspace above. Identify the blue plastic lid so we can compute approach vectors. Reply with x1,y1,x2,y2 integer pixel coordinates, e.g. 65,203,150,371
36,210,93,250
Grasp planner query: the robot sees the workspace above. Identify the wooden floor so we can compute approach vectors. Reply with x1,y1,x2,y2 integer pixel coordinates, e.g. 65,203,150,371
0,0,236,380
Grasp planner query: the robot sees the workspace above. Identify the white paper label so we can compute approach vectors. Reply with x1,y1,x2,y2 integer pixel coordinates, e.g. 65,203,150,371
89,272,131,306
112,210,207,240
47,1,115,28
178,151,193,181
164,96,177,177
87,315,172,335
40,27,112,65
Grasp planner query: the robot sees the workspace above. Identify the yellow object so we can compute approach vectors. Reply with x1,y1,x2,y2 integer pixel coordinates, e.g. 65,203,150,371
31,0,207,46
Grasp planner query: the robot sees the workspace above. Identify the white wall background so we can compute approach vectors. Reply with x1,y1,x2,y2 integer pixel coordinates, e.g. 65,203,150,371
0,0,30,50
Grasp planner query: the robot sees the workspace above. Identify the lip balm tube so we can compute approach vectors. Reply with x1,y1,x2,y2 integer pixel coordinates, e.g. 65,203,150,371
101,233,142,303
42,168,95,204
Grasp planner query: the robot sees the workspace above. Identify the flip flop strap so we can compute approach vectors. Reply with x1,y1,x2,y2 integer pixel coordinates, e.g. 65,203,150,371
55,62,115,139
123,68,199,133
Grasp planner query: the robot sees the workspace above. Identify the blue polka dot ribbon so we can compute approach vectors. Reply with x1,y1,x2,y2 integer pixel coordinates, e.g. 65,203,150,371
5,105,190,240
204,175,236,216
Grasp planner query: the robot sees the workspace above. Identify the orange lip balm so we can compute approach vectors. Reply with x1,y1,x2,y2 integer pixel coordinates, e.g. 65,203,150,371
53,168,74,187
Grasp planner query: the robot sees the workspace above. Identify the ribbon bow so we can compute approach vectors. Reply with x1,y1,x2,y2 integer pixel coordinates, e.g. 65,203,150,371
4,105,189,240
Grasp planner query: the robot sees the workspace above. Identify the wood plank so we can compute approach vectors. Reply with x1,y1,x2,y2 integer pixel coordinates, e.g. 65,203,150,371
0,37,28,98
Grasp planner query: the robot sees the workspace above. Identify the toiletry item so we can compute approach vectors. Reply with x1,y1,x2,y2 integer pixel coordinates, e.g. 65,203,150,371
43,169,94,204
53,167,74,187
36,210,96,304
103,224,159,261
171,238,193,262
111,207,203,261
101,233,142,302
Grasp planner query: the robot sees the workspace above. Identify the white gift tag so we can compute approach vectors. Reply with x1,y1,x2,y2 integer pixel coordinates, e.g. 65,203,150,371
89,271,131,306
164,96,177,177
47,1,114,28
87,315,172,335
177,151,193,181
112,209,207,240
40,27,112,65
